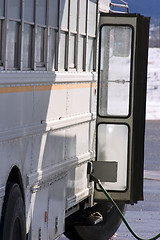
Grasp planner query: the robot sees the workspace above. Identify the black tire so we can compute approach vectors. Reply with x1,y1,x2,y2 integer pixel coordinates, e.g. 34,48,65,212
0,183,26,240
65,202,126,240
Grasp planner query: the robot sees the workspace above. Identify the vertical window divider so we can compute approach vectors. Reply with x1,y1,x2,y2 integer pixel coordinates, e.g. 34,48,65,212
33,0,37,71
95,0,99,72
57,0,61,71
46,0,49,71
76,0,80,71
66,0,71,71
55,0,60,71
4,0,8,70
20,0,24,71
75,0,79,71
1,17,5,68
85,0,89,72
17,19,21,70
93,1,98,72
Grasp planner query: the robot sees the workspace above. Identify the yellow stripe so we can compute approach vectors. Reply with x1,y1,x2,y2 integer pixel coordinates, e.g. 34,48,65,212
0,86,34,94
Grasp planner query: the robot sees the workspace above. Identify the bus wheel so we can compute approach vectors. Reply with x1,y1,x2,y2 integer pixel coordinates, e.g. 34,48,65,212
65,202,126,240
1,183,26,240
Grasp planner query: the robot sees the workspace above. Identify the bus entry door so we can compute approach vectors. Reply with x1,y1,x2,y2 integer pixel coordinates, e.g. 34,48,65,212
93,14,150,204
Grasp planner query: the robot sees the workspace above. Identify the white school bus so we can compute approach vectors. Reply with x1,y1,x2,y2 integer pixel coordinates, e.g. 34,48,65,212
0,0,150,239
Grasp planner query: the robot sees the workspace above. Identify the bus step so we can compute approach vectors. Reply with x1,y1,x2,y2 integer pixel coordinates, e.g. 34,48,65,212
67,211,103,226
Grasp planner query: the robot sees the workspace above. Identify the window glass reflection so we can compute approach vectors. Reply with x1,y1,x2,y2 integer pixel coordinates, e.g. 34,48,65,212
98,124,128,191
99,26,132,116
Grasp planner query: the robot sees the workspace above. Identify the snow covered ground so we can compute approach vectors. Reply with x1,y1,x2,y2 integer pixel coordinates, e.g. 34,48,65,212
146,48,160,120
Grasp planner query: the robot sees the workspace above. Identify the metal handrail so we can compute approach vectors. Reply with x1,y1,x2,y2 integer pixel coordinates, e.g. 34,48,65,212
110,0,129,13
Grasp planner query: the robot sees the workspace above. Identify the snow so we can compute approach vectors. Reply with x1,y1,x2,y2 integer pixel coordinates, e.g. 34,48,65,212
146,48,160,120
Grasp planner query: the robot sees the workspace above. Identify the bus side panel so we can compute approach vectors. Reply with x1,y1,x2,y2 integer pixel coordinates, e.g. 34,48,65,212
0,89,34,130
66,163,89,210
34,87,67,123
29,176,66,240
67,85,90,116
65,123,89,158
0,76,97,237
48,177,66,239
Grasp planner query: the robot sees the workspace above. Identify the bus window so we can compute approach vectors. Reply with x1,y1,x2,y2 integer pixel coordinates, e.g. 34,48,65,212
23,0,34,70
8,0,21,19
48,0,59,71
59,31,67,70
7,0,21,69
59,0,69,71
78,35,85,71
7,22,20,69
87,37,94,72
78,0,87,71
87,0,97,71
0,0,97,73
37,0,46,26
69,33,76,69
36,0,47,69
59,0,69,30
0,0,4,16
69,0,78,69
88,0,97,36
36,26,46,68
23,24,33,69
24,0,34,22
48,28,56,71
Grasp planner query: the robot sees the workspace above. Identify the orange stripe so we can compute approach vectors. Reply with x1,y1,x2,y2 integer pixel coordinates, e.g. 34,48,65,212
0,83,97,94
0,86,34,94
68,83,91,89
36,85,67,91
36,83,96,91
91,82,97,88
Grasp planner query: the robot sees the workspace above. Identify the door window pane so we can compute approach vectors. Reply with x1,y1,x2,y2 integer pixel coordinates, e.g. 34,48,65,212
7,21,19,69
97,124,128,191
99,26,132,116
23,24,33,69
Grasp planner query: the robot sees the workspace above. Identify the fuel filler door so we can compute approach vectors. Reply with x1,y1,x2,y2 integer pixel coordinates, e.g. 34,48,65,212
93,14,150,204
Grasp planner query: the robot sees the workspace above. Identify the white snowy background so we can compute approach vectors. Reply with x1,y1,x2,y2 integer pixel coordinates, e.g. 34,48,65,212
146,48,160,120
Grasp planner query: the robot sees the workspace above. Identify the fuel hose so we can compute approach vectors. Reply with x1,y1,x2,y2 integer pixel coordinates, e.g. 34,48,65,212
91,175,160,240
